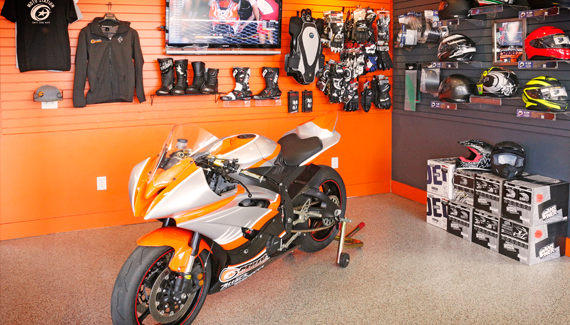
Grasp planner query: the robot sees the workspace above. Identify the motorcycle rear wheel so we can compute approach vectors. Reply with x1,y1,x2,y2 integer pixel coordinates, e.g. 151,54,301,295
298,166,347,253
111,246,211,325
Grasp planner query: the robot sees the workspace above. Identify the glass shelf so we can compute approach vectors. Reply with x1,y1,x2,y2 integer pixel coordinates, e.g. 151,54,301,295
431,101,457,110
516,109,557,120
518,60,570,69
518,7,559,19
423,61,483,69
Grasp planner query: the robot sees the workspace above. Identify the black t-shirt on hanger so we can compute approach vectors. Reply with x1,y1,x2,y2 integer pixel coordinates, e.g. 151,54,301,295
1,0,78,72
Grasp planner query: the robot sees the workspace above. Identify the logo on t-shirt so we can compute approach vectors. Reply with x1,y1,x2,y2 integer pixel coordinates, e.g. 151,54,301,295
28,0,55,24
91,39,103,44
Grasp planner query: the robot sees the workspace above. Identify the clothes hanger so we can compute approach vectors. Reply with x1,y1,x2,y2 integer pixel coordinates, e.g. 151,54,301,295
101,2,119,22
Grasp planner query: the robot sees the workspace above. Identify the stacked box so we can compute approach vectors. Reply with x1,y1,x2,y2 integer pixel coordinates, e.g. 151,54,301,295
427,158,457,199
447,201,472,241
427,193,449,230
452,169,481,206
499,218,567,265
501,174,569,227
474,172,503,216
471,210,500,252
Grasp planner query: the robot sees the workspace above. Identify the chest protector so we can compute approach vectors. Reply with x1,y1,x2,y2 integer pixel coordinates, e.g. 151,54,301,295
285,9,325,85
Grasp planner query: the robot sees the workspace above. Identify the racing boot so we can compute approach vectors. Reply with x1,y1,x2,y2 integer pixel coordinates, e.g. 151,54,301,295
171,59,188,95
221,67,252,101
253,67,282,100
156,58,175,95
186,61,206,94
200,68,219,94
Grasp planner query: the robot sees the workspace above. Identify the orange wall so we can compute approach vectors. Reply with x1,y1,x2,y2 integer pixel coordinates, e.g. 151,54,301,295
0,0,393,240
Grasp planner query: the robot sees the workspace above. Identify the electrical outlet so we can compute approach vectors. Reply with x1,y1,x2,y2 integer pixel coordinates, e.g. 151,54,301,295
331,157,339,169
97,177,107,190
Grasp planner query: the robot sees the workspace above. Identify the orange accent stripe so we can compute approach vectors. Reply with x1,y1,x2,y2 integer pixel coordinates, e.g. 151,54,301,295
175,186,244,224
566,237,570,257
267,194,280,211
391,180,427,205
220,237,248,251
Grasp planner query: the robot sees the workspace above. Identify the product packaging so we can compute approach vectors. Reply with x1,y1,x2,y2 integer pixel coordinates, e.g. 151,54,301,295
447,201,472,241
427,192,449,230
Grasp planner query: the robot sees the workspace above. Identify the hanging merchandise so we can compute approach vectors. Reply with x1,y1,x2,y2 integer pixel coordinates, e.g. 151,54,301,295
73,17,146,108
221,67,253,101
253,67,282,100
374,75,392,110
420,67,441,95
285,9,325,85
302,90,313,112
288,91,299,113
364,43,379,74
323,11,345,53
438,74,477,103
522,76,569,112
156,58,175,95
477,67,519,97
376,10,390,46
421,10,447,45
328,63,347,104
491,141,526,179
343,79,359,112
186,62,206,94
316,61,332,96
361,81,373,112
524,26,570,61
456,140,494,171
438,34,477,61
438,0,477,20
351,7,371,44
1,0,79,72
396,11,422,49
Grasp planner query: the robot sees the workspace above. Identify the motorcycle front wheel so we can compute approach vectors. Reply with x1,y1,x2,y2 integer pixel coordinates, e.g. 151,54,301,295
111,246,211,325
298,166,347,253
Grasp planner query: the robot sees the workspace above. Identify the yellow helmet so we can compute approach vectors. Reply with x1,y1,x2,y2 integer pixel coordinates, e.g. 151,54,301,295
522,76,568,112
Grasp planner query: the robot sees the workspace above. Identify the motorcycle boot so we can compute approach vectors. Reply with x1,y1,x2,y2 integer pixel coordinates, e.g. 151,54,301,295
171,59,188,95
200,68,219,94
156,58,175,95
186,61,206,94
253,67,282,100
221,67,252,101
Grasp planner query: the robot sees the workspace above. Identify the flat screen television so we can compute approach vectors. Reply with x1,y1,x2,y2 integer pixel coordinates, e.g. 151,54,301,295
165,0,282,55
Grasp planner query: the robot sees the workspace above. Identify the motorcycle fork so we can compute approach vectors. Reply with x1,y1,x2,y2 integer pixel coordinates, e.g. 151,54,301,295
173,232,204,295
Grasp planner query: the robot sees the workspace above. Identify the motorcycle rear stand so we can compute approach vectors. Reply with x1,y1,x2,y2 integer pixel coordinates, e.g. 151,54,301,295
336,218,362,268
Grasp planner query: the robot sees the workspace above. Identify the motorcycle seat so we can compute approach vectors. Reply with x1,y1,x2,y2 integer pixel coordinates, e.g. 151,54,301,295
277,133,323,166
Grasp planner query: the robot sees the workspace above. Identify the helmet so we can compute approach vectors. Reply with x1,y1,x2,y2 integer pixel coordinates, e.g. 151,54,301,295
456,140,493,171
438,34,476,62
522,76,568,112
438,74,476,103
526,0,570,9
491,141,526,179
525,26,570,60
438,0,477,20
477,67,519,97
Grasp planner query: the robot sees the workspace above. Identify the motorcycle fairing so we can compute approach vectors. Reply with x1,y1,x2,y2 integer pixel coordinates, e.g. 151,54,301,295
285,9,325,85
210,134,279,169
129,157,151,215
137,227,211,272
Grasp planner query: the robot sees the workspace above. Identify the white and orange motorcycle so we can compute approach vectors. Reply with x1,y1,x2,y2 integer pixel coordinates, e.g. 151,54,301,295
111,111,351,325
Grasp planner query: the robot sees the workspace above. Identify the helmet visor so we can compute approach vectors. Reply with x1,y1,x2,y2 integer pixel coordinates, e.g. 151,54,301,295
493,153,524,167
541,34,570,49
540,86,568,101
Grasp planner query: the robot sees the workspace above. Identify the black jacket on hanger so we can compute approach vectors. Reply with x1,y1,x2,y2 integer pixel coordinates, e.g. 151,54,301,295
73,17,145,107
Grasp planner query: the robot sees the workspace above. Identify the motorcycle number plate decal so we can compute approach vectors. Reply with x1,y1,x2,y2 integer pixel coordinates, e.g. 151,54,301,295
219,250,270,284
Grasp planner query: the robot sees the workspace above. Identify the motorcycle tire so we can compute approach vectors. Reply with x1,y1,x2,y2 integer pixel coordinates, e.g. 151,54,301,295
298,166,347,253
111,246,211,325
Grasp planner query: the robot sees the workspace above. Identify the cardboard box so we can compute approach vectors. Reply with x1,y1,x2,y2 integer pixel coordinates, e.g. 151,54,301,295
471,210,500,252
427,158,457,199
499,218,567,265
452,169,481,206
474,172,503,216
501,174,569,227
427,192,448,230
447,202,472,241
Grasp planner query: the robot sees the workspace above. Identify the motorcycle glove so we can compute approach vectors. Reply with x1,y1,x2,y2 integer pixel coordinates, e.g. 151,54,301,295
344,91,359,112
329,66,344,104
361,83,373,112
366,54,378,73
378,81,392,110
352,20,369,43
330,22,344,53
372,78,381,108
379,51,393,70
355,51,365,77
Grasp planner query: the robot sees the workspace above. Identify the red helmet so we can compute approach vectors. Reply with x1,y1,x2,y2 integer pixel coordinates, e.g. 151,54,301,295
525,26,570,60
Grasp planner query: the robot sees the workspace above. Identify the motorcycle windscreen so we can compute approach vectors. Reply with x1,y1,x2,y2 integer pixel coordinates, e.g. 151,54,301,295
146,124,218,198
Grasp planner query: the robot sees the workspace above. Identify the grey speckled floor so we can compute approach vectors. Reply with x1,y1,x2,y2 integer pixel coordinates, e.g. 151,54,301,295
1,193,569,325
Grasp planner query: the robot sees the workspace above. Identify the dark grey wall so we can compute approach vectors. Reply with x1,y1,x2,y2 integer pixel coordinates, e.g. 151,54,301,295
391,1,570,237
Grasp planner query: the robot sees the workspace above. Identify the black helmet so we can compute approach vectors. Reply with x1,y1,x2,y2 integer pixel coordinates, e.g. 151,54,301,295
491,141,525,179
438,34,477,62
456,140,494,171
438,0,477,20
439,74,477,103
522,76,568,112
477,67,519,97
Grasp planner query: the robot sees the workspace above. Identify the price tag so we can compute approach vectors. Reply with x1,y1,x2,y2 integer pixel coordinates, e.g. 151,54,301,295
426,62,458,69
516,109,556,120
518,61,558,69
431,101,457,110
432,19,459,27
519,7,559,19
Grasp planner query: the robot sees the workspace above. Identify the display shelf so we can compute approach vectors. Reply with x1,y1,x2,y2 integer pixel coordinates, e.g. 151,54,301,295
150,92,222,105
516,109,557,120
431,101,457,110
253,99,282,107
432,18,484,28
517,60,570,69
423,61,483,69
222,99,251,107
518,7,559,19
469,96,522,105
469,4,529,18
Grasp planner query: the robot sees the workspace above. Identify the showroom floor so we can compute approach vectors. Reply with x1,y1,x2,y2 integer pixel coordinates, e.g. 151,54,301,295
1,193,569,325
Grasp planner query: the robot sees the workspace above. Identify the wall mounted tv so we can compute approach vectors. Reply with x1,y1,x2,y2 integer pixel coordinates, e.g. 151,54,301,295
165,0,282,55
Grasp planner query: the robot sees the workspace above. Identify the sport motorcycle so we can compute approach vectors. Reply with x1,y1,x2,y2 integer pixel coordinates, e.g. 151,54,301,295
111,111,351,325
